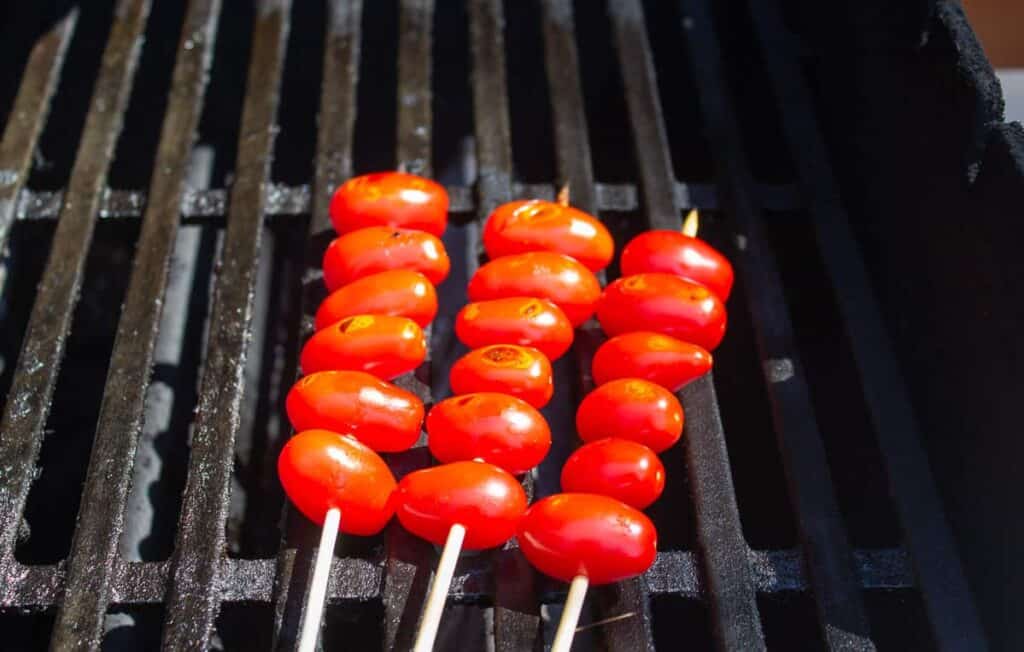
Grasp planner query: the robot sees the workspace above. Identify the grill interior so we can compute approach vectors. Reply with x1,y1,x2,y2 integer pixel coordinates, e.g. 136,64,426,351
0,0,1007,650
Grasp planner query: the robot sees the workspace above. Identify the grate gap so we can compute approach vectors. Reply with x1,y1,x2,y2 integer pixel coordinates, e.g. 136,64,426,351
102,604,164,651
755,593,828,651
351,0,398,174
503,0,555,184
862,589,936,652
651,596,714,651
0,607,55,651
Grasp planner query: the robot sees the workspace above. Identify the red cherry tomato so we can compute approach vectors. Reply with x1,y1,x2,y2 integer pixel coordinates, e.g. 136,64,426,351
560,439,665,509
576,378,683,453
394,460,528,549
455,297,573,361
286,370,424,452
300,315,426,379
315,269,438,331
449,344,553,408
483,199,614,272
597,273,727,350
329,172,448,236
278,429,396,535
592,331,712,391
620,230,734,301
323,226,450,291
517,493,657,585
468,251,601,327
427,393,551,475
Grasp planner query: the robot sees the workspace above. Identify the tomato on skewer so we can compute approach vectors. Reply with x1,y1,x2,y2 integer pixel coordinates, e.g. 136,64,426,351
483,199,614,272
456,297,574,361
315,269,438,331
591,331,711,391
449,344,553,408
300,314,426,379
576,378,683,453
560,439,665,509
323,226,450,291
329,172,448,236
620,230,733,302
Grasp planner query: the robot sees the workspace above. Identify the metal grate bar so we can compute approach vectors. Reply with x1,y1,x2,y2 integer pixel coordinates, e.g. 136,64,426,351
745,1,989,649
160,1,290,647
0,9,77,253
396,0,434,177
0,0,150,599
48,1,222,648
608,1,767,650
678,1,873,649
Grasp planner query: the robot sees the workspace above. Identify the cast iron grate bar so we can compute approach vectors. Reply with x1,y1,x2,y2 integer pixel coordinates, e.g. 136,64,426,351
608,0,767,650
0,9,76,253
678,1,873,649
160,1,290,647
0,0,150,602
269,1,363,649
746,0,989,648
49,1,222,648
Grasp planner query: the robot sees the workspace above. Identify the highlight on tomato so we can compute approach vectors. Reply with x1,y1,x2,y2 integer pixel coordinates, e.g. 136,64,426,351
597,273,727,350
329,171,448,236
620,230,734,301
300,314,426,379
455,297,574,361
591,331,712,392
315,269,438,331
323,226,450,291
449,344,553,408
560,438,666,509
576,378,683,453
468,251,601,327
483,199,614,272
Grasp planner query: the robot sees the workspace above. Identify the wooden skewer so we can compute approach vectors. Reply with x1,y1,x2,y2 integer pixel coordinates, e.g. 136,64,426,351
557,183,571,207
682,207,699,237
297,507,341,652
412,523,467,652
551,574,589,652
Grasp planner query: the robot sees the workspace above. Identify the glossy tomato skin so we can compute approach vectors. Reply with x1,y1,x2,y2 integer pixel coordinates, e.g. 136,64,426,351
468,251,601,327
449,344,553,408
576,378,683,453
323,226,450,291
315,269,437,331
329,172,448,236
592,331,712,392
300,315,426,379
455,297,573,361
620,230,734,301
278,429,396,535
286,371,424,452
517,493,657,585
597,273,727,350
483,199,614,272
560,439,665,509
394,460,528,549
427,393,551,474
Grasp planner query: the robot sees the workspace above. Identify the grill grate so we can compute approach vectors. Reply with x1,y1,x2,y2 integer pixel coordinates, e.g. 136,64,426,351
0,0,984,650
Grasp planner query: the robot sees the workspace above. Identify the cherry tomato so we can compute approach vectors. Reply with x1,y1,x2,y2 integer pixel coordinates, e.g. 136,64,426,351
278,429,396,535
315,269,437,331
329,172,448,236
455,297,573,361
427,393,551,475
592,331,712,391
517,493,657,585
560,439,665,509
394,460,528,549
576,378,683,453
286,370,424,452
449,344,553,408
620,230,734,301
323,226,450,292
468,251,601,327
300,314,426,379
597,273,727,350
483,199,614,272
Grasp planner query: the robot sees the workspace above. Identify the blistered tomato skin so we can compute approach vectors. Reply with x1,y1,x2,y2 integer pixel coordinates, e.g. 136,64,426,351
300,315,426,379
286,371,424,452
597,273,727,350
468,251,601,327
576,378,683,453
394,461,528,549
560,439,666,509
329,172,448,236
449,345,554,408
315,269,438,331
620,230,734,301
592,331,712,391
323,226,451,291
427,393,551,475
455,297,574,361
483,199,614,272
517,493,657,585
277,430,396,536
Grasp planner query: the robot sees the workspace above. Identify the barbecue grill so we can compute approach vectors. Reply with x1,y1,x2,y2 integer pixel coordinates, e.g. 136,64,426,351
0,0,1019,650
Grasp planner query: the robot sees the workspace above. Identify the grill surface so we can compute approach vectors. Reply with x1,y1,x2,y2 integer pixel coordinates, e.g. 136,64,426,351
0,0,993,650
